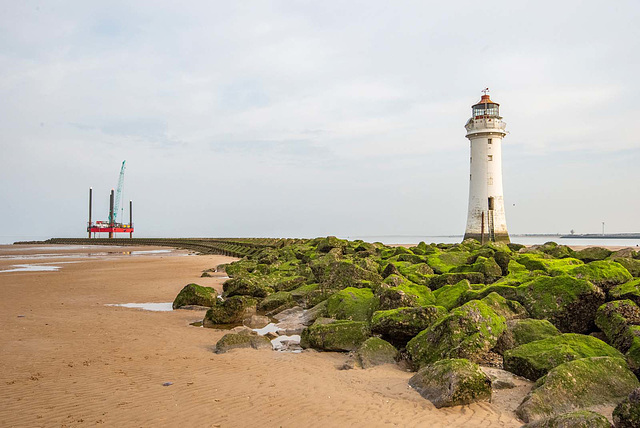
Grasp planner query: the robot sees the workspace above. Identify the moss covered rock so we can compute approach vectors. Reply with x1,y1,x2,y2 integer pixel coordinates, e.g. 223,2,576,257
426,251,473,274
290,283,327,308
326,287,379,321
433,280,472,310
516,356,639,423
494,319,561,355
371,306,448,345
222,276,273,298
257,291,295,313
522,410,612,428
504,333,624,381
574,247,613,263
480,292,528,320
610,257,640,277
376,274,435,309
595,300,640,352
609,279,640,306
515,276,606,333
429,272,485,290
300,320,371,351
569,260,632,291
613,387,640,428
316,259,382,291
408,359,491,408
516,254,584,274
396,262,435,285
406,300,506,367
214,332,272,354
203,296,258,326
356,337,398,368
172,283,218,309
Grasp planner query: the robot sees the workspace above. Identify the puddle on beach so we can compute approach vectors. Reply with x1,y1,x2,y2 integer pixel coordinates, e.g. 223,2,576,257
106,302,174,311
0,248,180,262
0,263,67,273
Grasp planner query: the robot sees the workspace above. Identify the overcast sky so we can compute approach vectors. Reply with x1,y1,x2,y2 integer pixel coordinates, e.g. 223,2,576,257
1,1,639,243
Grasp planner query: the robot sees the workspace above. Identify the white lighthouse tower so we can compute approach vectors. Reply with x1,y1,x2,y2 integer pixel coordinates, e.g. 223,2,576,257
463,89,510,243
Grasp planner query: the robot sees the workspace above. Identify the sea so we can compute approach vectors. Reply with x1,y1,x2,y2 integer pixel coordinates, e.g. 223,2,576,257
340,235,640,248
2,235,640,248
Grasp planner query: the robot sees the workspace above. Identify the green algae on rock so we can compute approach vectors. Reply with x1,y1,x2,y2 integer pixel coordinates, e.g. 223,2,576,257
433,280,472,310
522,410,612,428
514,276,605,333
408,359,491,408
376,274,435,309
257,291,295,313
371,306,448,345
406,300,506,367
172,283,218,309
480,292,528,320
356,337,398,368
574,247,613,263
494,318,561,355
516,356,640,423
569,260,632,291
613,387,640,428
203,296,258,326
595,299,640,353
503,333,623,381
609,278,640,306
214,332,272,354
326,287,379,321
300,320,371,351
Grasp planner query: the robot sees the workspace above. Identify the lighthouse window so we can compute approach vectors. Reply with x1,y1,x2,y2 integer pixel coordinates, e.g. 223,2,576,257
488,138,492,145
488,155,493,161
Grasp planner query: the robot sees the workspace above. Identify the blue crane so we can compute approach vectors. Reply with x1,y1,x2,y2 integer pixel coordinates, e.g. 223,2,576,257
109,160,126,224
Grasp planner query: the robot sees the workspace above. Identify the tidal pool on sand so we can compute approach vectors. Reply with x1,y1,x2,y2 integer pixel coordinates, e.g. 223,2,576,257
106,302,174,311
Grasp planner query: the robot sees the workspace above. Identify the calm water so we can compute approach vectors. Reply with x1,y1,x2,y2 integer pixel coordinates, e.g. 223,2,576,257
342,235,640,247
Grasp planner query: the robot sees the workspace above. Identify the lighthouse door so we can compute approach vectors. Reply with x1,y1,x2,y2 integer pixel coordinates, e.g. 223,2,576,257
487,197,495,241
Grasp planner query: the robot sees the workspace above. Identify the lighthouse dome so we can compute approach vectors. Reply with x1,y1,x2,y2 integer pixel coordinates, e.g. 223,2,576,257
472,94,500,118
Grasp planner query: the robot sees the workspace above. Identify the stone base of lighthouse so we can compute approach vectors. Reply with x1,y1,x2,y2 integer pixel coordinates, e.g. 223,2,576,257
463,232,510,244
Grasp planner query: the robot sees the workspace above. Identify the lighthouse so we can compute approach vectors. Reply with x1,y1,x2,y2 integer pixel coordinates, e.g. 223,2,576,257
463,89,510,243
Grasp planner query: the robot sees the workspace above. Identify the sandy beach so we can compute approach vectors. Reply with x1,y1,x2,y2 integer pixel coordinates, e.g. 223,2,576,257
0,244,533,427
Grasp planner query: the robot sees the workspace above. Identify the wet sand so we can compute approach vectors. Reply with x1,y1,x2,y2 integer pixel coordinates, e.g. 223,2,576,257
0,245,529,427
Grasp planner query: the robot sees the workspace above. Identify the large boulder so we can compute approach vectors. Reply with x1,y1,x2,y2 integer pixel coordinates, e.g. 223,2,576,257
326,287,379,321
516,254,583,275
396,262,435,285
172,283,218,309
480,292,528,320
515,276,606,333
290,283,327,308
214,332,272,353
426,251,473,274
222,276,273,298
408,359,491,408
203,296,257,326
257,291,295,313
300,320,370,351
516,356,640,423
376,275,435,310
494,319,561,355
574,247,613,263
595,300,640,352
569,261,632,291
522,410,612,428
355,337,398,368
371,306,447,345
433,280,472,310
613,387,640,428
428,272,485,290
609,279,640,306
503,333,624,381
406,300,506,367
610,257,640,277
317,259,383,291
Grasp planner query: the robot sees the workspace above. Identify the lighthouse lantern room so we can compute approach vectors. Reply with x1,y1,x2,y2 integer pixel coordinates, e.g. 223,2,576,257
463,89,510,243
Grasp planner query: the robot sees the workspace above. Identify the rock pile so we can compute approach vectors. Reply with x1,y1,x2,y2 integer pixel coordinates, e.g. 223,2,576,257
176,238,640,421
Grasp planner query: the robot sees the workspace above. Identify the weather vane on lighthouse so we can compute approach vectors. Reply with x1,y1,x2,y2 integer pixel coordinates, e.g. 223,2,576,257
463,89,510,243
